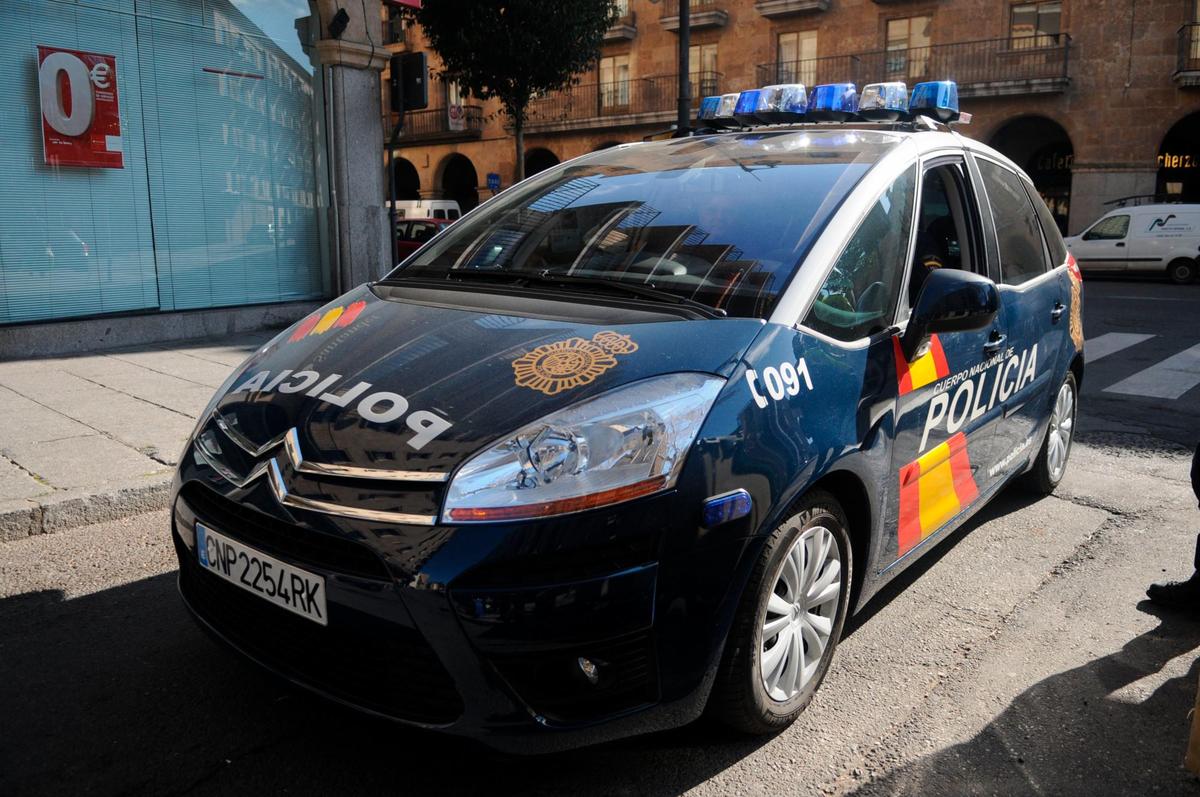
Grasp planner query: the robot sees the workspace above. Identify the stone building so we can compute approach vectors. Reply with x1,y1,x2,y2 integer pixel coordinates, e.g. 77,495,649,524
385,0,1200,234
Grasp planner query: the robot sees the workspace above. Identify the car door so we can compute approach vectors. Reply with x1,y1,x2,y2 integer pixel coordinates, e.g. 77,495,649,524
884,155,1007,567
1071,212,1131,272
972,156,1065,481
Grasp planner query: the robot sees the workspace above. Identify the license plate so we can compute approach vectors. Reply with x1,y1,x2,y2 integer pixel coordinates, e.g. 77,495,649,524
195,523,327,626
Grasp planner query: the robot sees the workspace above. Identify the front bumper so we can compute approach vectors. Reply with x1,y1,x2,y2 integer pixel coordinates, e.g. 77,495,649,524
171,469,756,753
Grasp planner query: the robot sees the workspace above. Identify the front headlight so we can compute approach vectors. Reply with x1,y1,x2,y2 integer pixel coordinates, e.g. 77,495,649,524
443,373,726,523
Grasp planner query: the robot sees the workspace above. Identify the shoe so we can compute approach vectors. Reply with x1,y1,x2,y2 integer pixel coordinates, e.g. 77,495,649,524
1146,575,1200,611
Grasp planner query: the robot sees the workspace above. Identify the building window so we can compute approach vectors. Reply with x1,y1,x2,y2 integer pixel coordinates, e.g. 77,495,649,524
885,16,931,80
613,0,630,18
600,54,631,109
689,44,718,98
385,6,407,46
777,31,817,86
1009,2,1061,48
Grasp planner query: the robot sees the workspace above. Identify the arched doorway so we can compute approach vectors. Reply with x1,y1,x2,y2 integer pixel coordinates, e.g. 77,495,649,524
439,153,479,212
392,157,420,200
990,117,1073,233
524,148,560,177
1157,113,1200,203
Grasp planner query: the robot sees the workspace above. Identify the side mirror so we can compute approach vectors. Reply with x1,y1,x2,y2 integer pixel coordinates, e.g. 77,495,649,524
901,268,999,359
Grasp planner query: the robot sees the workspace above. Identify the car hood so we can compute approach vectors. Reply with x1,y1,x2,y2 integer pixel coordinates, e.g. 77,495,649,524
206,285,765,476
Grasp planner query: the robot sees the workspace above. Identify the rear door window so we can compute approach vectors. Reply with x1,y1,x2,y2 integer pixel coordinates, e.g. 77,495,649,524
979,160,1050,285
433,209,447,219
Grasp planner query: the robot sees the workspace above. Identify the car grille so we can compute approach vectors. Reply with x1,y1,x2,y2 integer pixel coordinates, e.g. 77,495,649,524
490,632,658,723
176,535,464,725
179,482,391,581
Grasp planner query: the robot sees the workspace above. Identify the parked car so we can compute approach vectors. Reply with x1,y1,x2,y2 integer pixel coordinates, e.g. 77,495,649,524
171,81,1083,753
1065,203,1200,283
390,198,462,221
395,218,453,261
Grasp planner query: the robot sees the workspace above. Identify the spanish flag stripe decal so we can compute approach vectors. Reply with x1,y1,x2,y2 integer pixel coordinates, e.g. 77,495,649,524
313,306,344,335
893,334,952,396
897,430,981,556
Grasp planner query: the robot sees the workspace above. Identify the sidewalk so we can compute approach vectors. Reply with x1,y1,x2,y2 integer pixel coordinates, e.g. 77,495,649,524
0,332,269,542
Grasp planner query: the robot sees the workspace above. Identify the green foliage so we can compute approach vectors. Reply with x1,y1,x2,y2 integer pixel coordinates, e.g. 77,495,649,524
415,0,619,129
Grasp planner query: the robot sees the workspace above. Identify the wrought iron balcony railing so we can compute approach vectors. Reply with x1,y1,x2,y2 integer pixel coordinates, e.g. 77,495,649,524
757,35,1070,99
526,72,721,132
387,105,485,145
1176,23,1200,86
660,0,728,31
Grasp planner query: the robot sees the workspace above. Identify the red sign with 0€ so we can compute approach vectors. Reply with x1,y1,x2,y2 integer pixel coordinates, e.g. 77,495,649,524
37,45,124,169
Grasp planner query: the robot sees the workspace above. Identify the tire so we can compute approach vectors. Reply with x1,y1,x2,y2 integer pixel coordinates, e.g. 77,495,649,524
1167,258,1197,285
710,490,853,735
1022,371,1078,495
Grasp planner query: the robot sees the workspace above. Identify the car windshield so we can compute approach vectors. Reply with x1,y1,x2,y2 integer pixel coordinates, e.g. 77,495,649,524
388,130,901,319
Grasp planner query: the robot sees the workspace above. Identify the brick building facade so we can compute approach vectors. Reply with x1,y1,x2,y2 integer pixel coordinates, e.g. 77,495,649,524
384,0,1200,234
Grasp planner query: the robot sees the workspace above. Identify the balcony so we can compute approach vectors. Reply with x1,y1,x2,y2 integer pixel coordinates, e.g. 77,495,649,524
605,10,637,41
525,72,721,133
387,106,484,145
1176,23,1200,87
756,35,1070,99
660,0,728,32
753,0,830,19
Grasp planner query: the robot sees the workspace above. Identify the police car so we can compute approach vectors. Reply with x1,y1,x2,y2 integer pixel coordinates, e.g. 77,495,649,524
171,80,1083,752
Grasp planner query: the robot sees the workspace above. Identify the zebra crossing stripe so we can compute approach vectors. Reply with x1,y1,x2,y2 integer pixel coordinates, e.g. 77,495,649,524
1085,332,1155,363
1103,342,1200,400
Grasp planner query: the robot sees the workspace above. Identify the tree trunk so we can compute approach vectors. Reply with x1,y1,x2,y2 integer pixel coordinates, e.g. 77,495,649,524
514,120,525,183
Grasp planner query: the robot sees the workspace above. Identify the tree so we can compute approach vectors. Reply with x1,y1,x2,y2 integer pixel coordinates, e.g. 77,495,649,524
415,0,618,184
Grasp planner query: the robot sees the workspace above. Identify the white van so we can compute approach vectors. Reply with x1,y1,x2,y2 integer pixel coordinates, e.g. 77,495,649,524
1065,204,1200,283
388,199,462,221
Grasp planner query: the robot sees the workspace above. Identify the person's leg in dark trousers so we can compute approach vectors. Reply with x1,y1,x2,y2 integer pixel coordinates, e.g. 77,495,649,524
1147,443,1200,609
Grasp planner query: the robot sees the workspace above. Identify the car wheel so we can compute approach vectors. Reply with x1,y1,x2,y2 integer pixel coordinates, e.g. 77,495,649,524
1022,372,1077,495
1168,258,1197,285
711,490,852,735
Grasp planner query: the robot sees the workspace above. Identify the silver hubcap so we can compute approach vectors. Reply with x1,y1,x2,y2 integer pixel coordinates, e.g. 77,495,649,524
760,525,841,702
1047,380,1075,481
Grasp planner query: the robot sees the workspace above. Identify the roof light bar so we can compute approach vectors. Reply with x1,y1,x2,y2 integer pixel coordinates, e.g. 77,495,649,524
712,92,741,128
754,83,808,124
733,89,763,126
909,80,959,123
858,81,909,121
807,83,859,122
698,95,721,124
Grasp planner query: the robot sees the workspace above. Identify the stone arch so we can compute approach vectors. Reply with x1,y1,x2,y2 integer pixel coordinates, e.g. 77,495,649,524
391,157,420,201
990,115,1074,233
436,153,479,212
524,147,560,177
1156,111,1200,203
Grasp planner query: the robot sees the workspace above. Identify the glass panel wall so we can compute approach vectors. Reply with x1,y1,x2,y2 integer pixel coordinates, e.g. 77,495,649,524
0,0,329,325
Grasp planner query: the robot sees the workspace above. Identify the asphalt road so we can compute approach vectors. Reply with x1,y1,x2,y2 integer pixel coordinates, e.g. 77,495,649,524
1,278,1198,797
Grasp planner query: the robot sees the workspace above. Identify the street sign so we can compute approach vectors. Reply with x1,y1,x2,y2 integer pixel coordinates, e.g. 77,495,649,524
487,172,501,192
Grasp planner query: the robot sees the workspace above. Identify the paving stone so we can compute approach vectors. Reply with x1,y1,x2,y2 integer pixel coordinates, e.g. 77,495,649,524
0,456,51,502
2,435,166,491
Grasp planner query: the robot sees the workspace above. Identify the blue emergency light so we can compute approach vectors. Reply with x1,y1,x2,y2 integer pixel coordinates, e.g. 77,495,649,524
754,84,808,124
712,92,741,128
858,82,909,121
733,89,763,126
698,95,721,124
910,80,959,122
807,83,859,122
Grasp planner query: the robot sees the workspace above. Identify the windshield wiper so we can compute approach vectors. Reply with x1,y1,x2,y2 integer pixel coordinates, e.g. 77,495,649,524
431,268,726,319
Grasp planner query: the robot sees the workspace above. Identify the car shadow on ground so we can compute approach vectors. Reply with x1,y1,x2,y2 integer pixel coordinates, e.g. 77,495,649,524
0,488,1091,797
847,601,1200,796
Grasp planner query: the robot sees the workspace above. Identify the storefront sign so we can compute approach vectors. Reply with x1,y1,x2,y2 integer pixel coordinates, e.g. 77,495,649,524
1158,152,1198,170
37,45,123,168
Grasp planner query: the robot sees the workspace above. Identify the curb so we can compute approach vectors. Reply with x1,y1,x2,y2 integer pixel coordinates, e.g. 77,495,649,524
0,477,172,543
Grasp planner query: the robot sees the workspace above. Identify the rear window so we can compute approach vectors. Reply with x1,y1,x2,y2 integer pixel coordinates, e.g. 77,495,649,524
979,159,1049,286
388,131,900,319
433,209,447,219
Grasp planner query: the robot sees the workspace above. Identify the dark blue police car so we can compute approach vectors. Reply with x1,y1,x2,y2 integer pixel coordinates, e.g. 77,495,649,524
171,81,1083,752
